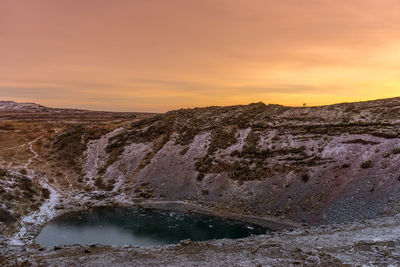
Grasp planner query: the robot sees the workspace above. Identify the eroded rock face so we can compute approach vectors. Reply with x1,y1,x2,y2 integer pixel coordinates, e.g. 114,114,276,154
82,98,400,225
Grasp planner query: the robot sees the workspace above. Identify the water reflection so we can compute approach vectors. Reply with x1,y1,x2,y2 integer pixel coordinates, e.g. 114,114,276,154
35,207,267,247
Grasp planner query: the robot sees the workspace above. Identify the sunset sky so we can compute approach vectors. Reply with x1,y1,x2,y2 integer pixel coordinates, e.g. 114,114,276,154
1,0,400,112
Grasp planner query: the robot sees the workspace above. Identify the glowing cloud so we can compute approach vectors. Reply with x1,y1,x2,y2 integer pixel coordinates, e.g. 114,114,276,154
1,0,399,111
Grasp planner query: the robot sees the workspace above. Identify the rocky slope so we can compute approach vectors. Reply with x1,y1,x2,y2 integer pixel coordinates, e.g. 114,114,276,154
0,168,50,235
79,97,400,226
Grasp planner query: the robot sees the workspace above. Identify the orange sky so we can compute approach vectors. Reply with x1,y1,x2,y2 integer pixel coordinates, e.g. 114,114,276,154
1,0,400,112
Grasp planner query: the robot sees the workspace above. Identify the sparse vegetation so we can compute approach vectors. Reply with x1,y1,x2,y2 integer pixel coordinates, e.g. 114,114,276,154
0,123,15,130
301,173,310,183
342,139,380,145
41,188,50,199
0,207,16,223
208,127,238,154
94,177,106,189
201,189,209,195
361,160,373,169
180,146,189,156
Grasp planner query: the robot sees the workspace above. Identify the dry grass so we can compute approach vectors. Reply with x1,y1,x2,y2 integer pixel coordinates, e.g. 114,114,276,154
0,111,156,193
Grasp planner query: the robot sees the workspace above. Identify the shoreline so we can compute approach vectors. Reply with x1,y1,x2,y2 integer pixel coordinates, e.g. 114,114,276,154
137,200,301,231
2,213,400,266
3,193,301,246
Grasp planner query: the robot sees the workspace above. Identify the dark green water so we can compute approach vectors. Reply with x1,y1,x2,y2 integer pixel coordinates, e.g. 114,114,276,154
35,207,268,247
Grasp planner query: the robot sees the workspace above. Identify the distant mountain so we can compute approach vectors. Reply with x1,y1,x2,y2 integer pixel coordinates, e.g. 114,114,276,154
0,101,49,112
0,100,155,121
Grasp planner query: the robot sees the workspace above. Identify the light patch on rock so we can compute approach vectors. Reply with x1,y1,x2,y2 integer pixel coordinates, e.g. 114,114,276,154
83,127,124,182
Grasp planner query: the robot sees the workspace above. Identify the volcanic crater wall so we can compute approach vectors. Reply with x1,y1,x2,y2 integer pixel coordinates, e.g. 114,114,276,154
83,98,400,225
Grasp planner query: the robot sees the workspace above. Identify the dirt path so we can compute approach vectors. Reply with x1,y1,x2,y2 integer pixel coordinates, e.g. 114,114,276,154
23,136,42,169
6,135,66,245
